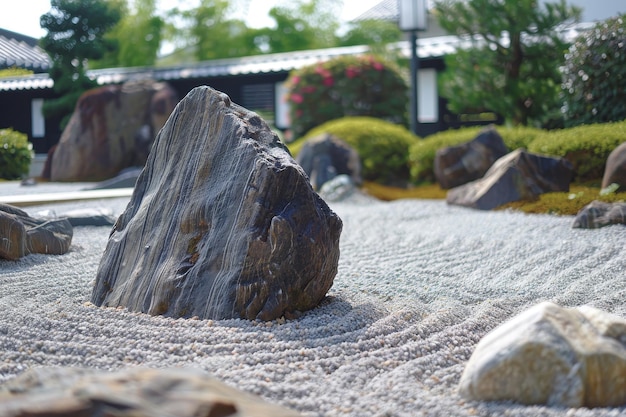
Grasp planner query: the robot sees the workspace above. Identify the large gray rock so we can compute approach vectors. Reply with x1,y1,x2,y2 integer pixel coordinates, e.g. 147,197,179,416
447,149,573,210
434,126,508,189
573,200,626,229
295,133,361,190
601,141,626,192
49,80,178,182
91,86,342,321
0,203,73,260
0,367,302,417
459,302,626,407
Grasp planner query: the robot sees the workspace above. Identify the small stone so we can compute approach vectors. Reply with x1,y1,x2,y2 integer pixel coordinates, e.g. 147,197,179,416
0,203,73,260
572,200,626,229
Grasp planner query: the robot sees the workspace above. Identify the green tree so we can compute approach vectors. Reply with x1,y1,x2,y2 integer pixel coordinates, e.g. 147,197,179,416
165,0,260,61
94,0,164,68
435,0,580,126
40,0,121,127
338,19,403,48
253,0,340,53
561,14,626,127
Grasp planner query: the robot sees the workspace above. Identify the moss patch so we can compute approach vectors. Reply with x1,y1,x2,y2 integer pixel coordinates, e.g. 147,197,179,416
362,182,625,216
362,181,446,201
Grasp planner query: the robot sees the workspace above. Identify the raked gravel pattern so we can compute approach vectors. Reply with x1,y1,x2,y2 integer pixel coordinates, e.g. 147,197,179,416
1,185,625,417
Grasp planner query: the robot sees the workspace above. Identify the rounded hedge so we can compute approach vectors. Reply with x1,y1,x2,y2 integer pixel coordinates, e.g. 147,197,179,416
289,117,419,185
0,128,32,180
408,125,545,184
562,15,626,127
527,120,626,182
284,55,408,139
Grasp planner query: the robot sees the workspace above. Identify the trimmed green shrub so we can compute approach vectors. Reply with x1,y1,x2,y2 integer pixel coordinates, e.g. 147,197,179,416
527,120,626,182
284,55,408,138
562,15,626,127
0,128,33,180
289,117,419,185
408,125,545,183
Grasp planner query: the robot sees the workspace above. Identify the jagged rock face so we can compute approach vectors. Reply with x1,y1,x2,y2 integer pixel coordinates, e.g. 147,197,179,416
602,141,626,192
447,149,573,210
434,126,508,189
91,86,342,321
573,200,626,229
49,80,178,182
459,302,626,407
0,367,302,417
0,203,73,260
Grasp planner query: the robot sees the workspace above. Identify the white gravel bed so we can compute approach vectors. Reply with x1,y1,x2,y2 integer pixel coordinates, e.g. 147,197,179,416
1,185,625,417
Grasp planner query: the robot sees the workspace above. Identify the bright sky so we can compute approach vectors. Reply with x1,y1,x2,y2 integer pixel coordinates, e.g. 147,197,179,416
0,0,384,39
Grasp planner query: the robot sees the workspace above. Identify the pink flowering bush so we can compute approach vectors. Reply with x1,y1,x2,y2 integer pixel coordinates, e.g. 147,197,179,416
284,55,408,138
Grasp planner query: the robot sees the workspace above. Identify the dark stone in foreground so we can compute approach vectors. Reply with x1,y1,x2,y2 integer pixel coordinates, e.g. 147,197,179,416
0,367,302,417
447,149,574,210
295,133,361,190
573,200,626,229
0,204,73,260
92,86,342,321
434,126,508,189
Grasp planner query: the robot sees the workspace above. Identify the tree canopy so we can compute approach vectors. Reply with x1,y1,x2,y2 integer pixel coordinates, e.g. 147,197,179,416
435,0,581,127
40,0,121,127
93,0,164,68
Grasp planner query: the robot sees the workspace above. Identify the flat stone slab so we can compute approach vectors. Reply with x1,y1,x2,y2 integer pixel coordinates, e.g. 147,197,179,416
0,367,302,417
0,188,134,207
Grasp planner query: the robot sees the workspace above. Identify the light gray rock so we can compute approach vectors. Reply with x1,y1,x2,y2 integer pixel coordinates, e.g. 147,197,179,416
0,367,302,417
573,200,626,229
91,86,342,321
459,302,626,407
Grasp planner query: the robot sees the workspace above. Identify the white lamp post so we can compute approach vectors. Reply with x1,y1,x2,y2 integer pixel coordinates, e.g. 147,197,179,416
398,0,427,135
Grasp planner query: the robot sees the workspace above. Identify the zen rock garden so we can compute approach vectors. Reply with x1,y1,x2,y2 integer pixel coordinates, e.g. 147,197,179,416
1,86,625,415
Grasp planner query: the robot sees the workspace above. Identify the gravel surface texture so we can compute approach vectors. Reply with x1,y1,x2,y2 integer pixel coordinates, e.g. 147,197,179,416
1,181,625,417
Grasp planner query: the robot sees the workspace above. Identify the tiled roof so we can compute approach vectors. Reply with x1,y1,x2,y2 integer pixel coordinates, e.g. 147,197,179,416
0,25,591,92
0,28,51,72
354,0,398,21
0,39,455,91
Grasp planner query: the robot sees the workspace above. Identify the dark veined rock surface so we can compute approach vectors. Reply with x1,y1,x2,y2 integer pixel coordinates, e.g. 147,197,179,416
91,86,342,321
